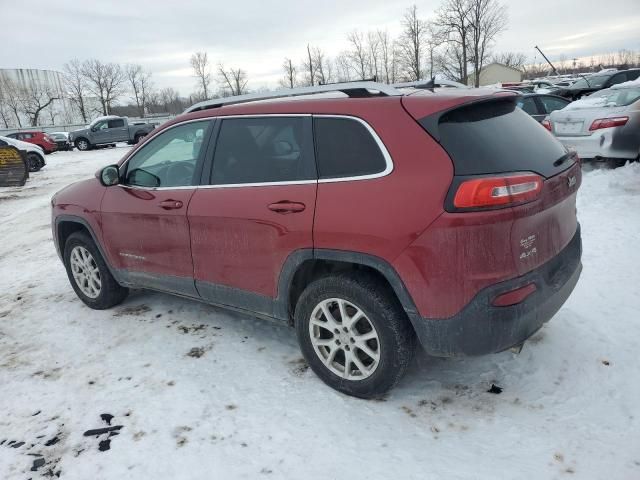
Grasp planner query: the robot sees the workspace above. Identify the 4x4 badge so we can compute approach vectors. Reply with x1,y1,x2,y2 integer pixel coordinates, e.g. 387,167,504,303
567,176,577,188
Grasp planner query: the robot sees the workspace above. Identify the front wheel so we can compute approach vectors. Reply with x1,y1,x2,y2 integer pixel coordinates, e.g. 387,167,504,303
27,153,42,172
75,138,90,151
63,231,128,309
295,274,416,399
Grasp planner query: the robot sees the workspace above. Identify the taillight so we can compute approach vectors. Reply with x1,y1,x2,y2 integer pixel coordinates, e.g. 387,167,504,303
541,119,552,131
452,173,543,210
589,116,628,131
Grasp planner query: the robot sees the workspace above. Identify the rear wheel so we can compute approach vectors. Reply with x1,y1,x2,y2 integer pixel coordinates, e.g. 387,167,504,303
134,133,145,144
295,274,416,399
27,153,42,172
63,231,128,309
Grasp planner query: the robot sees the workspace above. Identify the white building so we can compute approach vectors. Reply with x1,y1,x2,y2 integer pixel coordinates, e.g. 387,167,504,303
0,68,79,127
467,63,523,86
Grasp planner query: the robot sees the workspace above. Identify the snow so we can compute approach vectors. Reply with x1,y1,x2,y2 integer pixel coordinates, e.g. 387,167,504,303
1,147,640,479
611,77,640,89
564,96,611,110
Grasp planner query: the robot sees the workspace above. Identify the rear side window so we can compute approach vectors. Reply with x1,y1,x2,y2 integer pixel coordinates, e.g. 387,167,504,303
211,117,314,185
314,117,387,179
423,98,568,178
108,119,125,128
516,97,539,115
539,96,569,113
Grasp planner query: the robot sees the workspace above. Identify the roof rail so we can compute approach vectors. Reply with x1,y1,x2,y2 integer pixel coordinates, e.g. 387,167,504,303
393,79,469,90
184,81,402,113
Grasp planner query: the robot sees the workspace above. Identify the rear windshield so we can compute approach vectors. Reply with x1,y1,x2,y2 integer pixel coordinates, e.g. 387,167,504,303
568,87,640,109
420,98,569,178
571,75,610,89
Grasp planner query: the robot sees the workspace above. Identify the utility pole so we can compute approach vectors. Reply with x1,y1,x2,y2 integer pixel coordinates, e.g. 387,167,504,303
534,46,558,75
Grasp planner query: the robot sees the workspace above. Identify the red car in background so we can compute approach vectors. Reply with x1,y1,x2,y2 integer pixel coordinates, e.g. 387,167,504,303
6,131,58,154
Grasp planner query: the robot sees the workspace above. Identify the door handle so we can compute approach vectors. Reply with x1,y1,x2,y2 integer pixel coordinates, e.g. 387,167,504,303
267,201,306,214
159,199,183,210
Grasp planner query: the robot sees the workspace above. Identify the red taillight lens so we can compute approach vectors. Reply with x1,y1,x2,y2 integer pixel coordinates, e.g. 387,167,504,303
541,119,552,131
453,173,543,209
589,116,628,131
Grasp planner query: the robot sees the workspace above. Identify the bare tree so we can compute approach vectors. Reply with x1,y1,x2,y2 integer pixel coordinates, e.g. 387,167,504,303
334,52,353,83
82,59,125,115
347,31,370,80
492,51,527,69
397,5,427,81
21,82,59,126
436,0,472,83
425,21,444,80
190,51,212,100
301,44,316,86
377,30,396,84
367,31,381,80
0,76,24,127
436,43,466,81
467,0,507,87
311,47,333,85
279,58,297,88
0,80,12,128
218,64,248,96
63,59,89,123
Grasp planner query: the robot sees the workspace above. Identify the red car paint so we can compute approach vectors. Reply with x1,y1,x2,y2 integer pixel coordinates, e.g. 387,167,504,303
9,131,57,154
52,89,581,354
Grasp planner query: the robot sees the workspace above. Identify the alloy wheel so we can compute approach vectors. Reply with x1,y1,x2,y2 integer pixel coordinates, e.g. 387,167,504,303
309,298,380,380
70,246,102,298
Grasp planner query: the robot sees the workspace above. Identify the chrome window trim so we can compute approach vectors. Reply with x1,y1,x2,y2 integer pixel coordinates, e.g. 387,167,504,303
118,114,393,191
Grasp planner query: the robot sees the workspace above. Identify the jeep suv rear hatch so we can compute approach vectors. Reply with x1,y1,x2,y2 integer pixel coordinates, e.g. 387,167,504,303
404,94,580,278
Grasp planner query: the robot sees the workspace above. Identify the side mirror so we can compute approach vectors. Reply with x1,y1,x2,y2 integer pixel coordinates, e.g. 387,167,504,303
98,165,120,186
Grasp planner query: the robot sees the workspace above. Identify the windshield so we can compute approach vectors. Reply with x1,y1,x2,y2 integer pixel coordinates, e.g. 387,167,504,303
571,75,610,89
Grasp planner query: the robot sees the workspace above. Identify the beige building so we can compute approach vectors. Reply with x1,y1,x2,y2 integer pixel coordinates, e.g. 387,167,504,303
467,63,523,86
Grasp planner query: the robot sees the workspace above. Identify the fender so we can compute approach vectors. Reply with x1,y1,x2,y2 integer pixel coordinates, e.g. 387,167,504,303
274,248,420,321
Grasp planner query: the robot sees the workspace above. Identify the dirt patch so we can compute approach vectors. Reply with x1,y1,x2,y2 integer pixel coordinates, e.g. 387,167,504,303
113,304,151,317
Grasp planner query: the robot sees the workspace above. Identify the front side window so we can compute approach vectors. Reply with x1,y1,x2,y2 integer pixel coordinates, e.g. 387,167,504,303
94,121,108,131
314,117,387,179
211,117,314,185
124,120,210,188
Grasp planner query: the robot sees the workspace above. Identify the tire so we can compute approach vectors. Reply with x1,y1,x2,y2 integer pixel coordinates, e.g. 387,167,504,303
295,273,416,399
63,231,128,310
27,153,42,172
134,133,145,144
75,138,91,151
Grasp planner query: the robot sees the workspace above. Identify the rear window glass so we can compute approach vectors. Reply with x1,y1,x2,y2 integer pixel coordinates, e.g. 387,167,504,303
423,99,568,178
570,87,640,108
571,75,610,89
314,117,387,179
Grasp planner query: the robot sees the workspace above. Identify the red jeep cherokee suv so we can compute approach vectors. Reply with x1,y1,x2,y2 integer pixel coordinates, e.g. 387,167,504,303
51,83,582,398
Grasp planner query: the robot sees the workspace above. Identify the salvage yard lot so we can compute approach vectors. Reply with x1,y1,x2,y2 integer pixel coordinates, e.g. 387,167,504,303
1,147,639,479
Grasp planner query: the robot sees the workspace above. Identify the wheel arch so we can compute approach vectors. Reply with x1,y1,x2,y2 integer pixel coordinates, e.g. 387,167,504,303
277,249,420,325
54,215,120,282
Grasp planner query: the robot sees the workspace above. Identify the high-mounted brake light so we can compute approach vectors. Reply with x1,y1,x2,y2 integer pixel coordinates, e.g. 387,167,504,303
453,173,543,209
541,119,552,132
589,116,628,131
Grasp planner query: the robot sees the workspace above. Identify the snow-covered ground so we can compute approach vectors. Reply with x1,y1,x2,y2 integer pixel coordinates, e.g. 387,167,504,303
1,147,639,480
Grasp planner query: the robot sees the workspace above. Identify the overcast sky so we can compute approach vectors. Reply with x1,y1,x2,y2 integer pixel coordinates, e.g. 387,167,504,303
1,0,639,96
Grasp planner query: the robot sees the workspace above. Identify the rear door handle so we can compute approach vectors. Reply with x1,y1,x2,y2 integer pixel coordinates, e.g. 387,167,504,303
267,201,306,214
159,199,183,210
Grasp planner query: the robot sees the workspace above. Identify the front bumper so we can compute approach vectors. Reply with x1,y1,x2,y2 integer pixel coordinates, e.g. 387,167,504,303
410,226,582,357
557,130,639,161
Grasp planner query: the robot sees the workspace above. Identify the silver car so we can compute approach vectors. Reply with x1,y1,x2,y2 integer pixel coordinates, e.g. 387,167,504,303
548,83,640,162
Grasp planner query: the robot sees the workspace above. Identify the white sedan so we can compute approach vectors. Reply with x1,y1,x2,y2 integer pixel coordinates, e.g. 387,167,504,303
0,135,47,171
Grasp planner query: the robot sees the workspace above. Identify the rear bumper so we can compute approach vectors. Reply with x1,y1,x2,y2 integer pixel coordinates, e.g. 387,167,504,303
410,225,582,357
556,130,640,161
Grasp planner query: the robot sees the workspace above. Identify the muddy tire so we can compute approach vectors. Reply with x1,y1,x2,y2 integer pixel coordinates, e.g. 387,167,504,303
295,273,416,399
63,231,128,309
